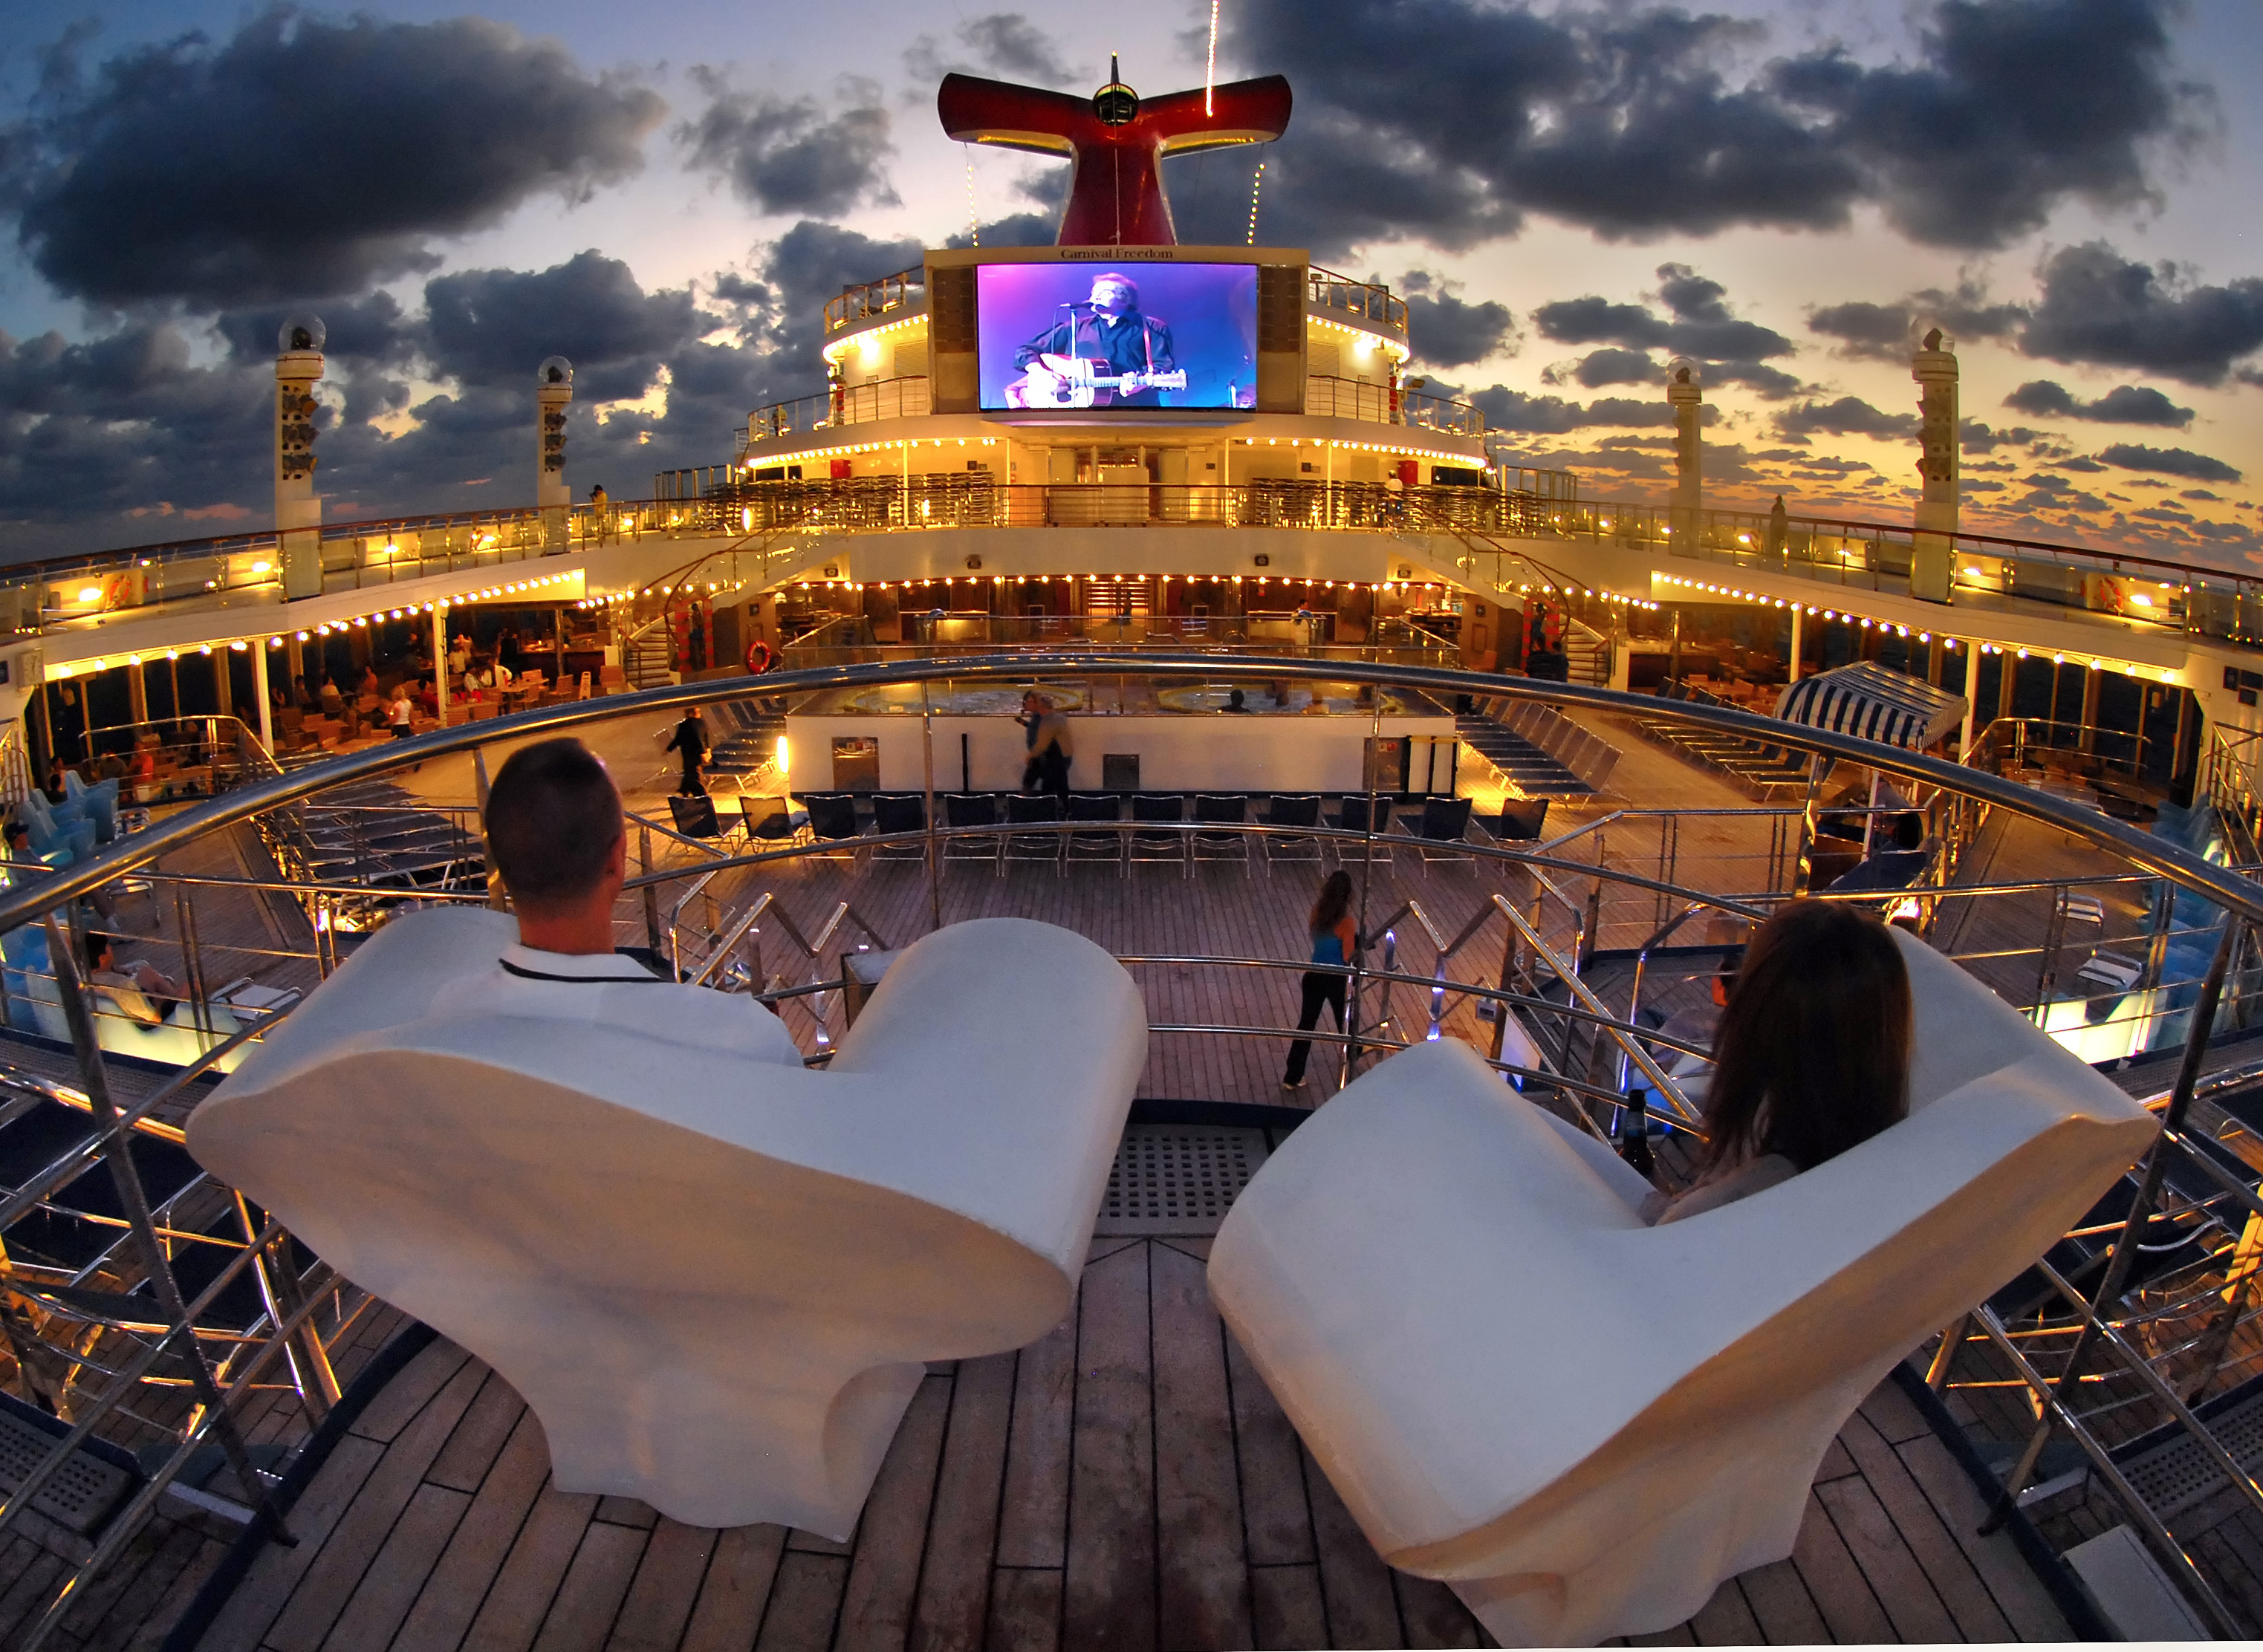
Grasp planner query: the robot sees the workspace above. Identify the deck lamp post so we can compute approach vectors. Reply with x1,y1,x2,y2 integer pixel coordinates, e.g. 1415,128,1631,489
1666,358,1701,553
276,313,325,600
538,357,574,551
1912,328,1958,603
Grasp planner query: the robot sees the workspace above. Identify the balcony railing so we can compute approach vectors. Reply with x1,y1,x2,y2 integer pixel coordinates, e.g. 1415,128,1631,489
1304,374,1485,437
16,479,2263,661
1308,266,1409,333
1452,498,2263,645
824,267,924,334
742,377,934,449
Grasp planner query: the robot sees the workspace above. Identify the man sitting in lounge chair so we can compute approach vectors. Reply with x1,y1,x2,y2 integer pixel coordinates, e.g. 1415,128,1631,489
470,737,802,1058
87,931,183,1027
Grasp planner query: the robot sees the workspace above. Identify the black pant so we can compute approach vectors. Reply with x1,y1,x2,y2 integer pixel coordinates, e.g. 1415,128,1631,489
1282,970,1348,1084
678,761,705,796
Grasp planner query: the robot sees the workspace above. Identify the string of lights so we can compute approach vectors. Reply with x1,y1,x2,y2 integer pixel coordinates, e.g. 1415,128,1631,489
45,570,582,678
1652,573,2184,684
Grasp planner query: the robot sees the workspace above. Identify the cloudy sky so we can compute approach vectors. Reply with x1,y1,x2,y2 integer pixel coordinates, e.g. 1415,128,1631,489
0,0,2259,565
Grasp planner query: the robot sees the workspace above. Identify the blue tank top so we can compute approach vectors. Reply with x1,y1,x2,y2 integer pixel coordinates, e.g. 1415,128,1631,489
1310,928,1347,968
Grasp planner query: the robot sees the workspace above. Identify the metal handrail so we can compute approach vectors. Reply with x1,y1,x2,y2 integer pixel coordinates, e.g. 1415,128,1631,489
7,653,2260,934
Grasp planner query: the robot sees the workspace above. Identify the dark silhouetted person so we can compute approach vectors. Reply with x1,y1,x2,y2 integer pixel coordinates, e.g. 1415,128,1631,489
666,709,709,796
1282,870,1358,1090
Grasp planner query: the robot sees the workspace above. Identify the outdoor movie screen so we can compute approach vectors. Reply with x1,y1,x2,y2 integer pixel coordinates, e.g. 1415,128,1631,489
976,262,1259,412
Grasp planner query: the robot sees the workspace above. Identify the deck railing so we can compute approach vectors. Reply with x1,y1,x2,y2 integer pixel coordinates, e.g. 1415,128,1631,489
13,481,2263,666
2,655,2262,1636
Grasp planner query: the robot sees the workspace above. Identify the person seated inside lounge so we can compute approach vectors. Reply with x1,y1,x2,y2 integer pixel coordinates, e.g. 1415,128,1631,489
1640,900,1909,1225
85,931,184,1027
467,737,801,1057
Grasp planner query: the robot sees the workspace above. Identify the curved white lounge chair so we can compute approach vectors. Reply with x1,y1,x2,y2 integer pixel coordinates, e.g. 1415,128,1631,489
188,908,1146,1535
1209,929,2158,1646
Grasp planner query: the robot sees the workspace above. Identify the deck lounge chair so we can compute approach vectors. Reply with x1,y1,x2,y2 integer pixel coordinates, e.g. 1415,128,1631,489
1210,929,2157,1647
1065,794,1125,873
1406,796,1478,868
1260,794,1323,875
1129,794,1186,872
1192,794,1250,874
1328,796,1393,865
944,793,1000,869
870,793,926,862
802,792,866,869
1004,794,1065,877
187,907,1147,1538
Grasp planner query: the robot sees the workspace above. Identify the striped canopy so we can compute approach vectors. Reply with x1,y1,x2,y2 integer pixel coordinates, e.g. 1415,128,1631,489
1773,660,1967,751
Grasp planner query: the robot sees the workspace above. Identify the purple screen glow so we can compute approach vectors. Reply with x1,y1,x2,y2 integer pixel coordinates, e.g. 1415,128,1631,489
975,262,1258,412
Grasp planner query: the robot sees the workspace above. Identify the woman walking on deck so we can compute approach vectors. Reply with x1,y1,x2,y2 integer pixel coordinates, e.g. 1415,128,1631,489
1282,870,1358,1090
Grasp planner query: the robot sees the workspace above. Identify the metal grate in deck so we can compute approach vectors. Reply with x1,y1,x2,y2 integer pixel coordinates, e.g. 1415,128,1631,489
1095,1124,1268,1234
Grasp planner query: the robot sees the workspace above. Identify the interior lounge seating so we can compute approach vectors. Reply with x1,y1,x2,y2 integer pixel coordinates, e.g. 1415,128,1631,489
186,908,1147,1538
1209,929,2158,1647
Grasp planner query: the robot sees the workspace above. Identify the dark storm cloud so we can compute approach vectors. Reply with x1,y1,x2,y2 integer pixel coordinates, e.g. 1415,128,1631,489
1767,0,2202,248
1807,280,2030,361
1960,420,2044,454
1552,348,1658,389
2,13,663,308
1534,267,1793,363
0,321,273,554
1774,397,1919,441
1186,0,2202,259
678,74,897,218
2096,443,2242,483
1527,265,1802,400
2001,379,2194,427
1400,273,1517,369
945,212,1059,250
905,14,1089,88
423,252,699,401
1470,386,1708,435
2020,242,2263,386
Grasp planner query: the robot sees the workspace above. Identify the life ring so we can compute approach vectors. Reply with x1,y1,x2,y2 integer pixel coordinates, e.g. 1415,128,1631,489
745,638,776,675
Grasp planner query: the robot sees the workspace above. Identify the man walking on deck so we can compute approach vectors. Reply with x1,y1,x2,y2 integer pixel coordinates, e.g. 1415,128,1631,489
666,708,709,796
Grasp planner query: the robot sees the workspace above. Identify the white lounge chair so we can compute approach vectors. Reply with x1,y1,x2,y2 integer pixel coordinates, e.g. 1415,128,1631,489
1209,929,2157,1646
187,908,1146,1536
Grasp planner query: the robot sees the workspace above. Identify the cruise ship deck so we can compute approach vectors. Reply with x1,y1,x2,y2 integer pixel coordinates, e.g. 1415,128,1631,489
7,60,2263,1648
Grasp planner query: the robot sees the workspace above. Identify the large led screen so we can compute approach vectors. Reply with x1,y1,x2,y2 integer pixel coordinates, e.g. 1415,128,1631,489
977,262,1259,412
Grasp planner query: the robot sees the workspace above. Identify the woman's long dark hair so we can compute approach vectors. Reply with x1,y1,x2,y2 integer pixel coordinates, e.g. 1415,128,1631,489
1310,870,1354,936
1701,900,1911,1174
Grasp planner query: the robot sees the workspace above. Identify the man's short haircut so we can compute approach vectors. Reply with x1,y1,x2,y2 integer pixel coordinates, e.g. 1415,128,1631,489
486,738,623,914
1093,273,1137,302
84,930,120,971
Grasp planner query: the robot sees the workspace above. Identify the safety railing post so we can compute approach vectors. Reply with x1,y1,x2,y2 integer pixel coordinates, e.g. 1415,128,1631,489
45,914,289,1541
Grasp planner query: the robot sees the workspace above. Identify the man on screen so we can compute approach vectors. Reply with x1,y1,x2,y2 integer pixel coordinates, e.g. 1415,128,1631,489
1011,274,1177,407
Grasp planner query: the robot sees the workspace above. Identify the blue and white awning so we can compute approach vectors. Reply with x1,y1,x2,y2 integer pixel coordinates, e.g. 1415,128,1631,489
1773,661,1967,751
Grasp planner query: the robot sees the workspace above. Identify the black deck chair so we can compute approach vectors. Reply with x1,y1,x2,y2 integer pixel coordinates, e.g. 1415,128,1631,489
1410,796,1478,868
1330,795,1394,863
870,793,926,860
1260,794,1323,875
943,793,999,867
1192,795,1250,873
1005,793,1065,877
1066,794,1126,874
1129,794,1187,871
802,793,865,868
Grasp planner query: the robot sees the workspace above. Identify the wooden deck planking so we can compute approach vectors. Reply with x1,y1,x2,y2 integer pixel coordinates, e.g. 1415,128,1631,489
141,1248,2091,1652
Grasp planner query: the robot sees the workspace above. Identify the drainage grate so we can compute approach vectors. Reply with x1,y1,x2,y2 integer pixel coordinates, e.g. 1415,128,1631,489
1096,1125,1269,1235
2116,1385,2263,1521
0,1402,137,1536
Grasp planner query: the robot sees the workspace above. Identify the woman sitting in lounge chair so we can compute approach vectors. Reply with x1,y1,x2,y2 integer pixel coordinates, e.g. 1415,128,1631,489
1644,900,1910,1224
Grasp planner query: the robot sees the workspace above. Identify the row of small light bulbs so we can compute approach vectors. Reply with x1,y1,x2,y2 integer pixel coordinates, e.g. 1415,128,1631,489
1512,584,1661,611
50,571,579,678
1654,573,2180,682
746,430,1466,468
